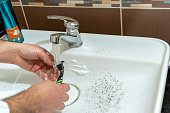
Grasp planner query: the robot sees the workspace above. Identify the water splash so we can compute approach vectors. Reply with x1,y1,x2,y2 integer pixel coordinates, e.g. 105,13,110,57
11,70,25,90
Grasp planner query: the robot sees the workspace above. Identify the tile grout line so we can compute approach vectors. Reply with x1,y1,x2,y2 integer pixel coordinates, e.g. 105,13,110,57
120,0,123,36
18,0,29,29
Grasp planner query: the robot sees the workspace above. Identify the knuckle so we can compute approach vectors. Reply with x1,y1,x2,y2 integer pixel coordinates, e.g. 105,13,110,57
58,103,65,110
62,84,70,92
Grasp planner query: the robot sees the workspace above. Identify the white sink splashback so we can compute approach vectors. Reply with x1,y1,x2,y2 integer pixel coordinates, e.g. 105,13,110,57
0,30,169,113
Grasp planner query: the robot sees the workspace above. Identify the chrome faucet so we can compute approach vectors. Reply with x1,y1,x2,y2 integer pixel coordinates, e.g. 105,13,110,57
47,15,83,48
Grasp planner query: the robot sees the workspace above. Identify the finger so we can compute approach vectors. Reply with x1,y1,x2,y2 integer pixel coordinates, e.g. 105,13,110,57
57,103,65,110
60,84,70,92
37,49,54,66
35,70,47,80
34,65,49,80
46,67,59,82
63,93,69,102
30,60,45,73
46,51,54,61
46,66,59,76
54,69,59,79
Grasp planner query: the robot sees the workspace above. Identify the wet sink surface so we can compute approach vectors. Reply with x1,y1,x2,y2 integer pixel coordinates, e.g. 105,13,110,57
0,30,169,113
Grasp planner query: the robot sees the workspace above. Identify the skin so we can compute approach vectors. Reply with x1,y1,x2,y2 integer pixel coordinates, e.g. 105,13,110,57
4,81,70,113
0,41,70,113
0,40,58,81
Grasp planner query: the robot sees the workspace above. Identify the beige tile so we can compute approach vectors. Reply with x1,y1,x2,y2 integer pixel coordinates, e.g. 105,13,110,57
131,4,152,8
11,2,20,5
28,2,44,6
102,0,120,4
58,3,75,6
93,4,112,7
67,1,84,4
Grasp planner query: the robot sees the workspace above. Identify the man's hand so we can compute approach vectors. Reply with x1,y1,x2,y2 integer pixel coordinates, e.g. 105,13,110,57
0,41,58,82
15,43,59,82
4,80,70,113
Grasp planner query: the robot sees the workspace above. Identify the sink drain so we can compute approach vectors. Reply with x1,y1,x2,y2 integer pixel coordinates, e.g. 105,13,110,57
64,84,80,106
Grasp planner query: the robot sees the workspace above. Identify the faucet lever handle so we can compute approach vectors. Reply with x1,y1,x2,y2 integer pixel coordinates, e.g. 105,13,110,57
47,15,79,29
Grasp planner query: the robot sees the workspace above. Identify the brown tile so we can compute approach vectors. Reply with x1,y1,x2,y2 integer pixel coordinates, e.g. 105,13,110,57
122,9,170,44
47,3,59,6
12,6,28,29
23,6,121,35
36,0,50,3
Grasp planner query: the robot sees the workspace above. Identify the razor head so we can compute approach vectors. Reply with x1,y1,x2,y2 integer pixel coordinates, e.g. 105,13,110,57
56,61,64,71
56,61,64,84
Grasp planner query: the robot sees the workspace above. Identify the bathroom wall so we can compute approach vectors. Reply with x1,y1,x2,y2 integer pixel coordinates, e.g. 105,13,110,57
11,0,170,44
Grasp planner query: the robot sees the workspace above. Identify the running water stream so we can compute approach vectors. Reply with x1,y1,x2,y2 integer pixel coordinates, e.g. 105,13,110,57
52,43,61,76
52,43,61,66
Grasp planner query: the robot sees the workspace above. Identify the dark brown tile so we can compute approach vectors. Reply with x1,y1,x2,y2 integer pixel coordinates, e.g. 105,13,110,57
142,1,152,4
122,9,170,44
11,0,19,2
35,0,51,5
75,4,93,7
13,6,28,29
23,6,121,35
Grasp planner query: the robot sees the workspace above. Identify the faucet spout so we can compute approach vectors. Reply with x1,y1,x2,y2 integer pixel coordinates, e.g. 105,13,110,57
50,32,83,47
48,15,83,48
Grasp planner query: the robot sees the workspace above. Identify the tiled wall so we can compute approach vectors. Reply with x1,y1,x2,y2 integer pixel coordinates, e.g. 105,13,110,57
11,0,170,45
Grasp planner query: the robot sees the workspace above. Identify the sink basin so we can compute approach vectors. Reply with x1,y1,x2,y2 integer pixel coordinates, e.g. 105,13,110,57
0,30,169,113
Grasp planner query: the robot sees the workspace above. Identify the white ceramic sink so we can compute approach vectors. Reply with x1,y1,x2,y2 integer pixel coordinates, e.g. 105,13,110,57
0,30,169,113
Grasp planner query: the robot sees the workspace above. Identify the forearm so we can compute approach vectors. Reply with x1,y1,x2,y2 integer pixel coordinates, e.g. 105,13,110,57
3,90,33,113
0,40,18,64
